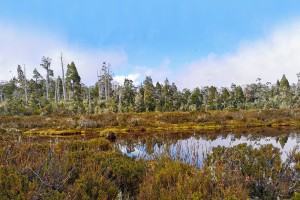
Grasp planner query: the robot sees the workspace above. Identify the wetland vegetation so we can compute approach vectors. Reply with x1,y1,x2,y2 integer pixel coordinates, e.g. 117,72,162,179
0,111,300,199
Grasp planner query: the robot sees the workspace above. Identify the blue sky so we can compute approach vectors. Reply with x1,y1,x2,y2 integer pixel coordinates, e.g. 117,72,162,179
1,1,300,88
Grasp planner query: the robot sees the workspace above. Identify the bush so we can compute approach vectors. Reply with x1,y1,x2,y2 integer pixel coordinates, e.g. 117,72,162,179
205,144,300,199
138,158,248,200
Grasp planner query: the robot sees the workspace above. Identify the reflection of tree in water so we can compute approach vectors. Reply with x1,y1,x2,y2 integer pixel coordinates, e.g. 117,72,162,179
116,131,300,163
117,139,138,154
145,138,155,155
279,135,289,148
126,139,136,154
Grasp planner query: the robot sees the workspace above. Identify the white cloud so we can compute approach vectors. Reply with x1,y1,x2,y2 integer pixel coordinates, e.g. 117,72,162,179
114,73,141,85
3,19,300,91
176,21,300,89
0,21,128,86
132,57,172,84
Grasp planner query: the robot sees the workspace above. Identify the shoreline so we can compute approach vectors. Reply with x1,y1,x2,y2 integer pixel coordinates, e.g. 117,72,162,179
0,109,299,137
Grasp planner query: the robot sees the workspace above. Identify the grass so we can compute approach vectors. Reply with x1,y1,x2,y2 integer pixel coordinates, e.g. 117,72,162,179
0,108,298,137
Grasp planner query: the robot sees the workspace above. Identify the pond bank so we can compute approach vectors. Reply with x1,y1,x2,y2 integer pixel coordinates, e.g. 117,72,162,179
1,109,300,137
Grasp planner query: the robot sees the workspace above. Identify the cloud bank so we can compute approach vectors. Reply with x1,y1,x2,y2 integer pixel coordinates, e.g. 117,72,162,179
176,21,300,89
0,21,128,86
2,20,300,90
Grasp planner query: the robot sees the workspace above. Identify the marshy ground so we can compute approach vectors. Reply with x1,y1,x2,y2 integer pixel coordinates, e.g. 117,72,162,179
0,109,300,199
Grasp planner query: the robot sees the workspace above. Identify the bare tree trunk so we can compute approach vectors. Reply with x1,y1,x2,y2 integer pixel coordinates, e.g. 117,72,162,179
54,79,57,103
57,79,60,101
46,71,49,100
55,78,61,102
88,87,91,113
118,88,122,113
97,71,102,102
60,53,67,101
107,65,110,99
105,66,108,101
23,65,28,105
0,83,3,103
69,91,71,100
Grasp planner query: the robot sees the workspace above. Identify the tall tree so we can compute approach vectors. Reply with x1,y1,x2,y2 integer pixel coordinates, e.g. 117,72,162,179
279,74,290,92
163,78,171,111
135,84,145,112
97,62,113,102
143,76,155,111
17,65,28,105
122,78,136,112
54,76,63,102
66,62,82,102
33,68,43,83
154,82,164,112
23,65,28,105
60,53,67,100
0,81,4,103
190,87,202,110
220,87,230,109
40,57,53,100
207,86,218,110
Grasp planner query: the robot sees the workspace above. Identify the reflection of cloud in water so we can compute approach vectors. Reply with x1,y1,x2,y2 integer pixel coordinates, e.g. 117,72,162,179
116,133,300,167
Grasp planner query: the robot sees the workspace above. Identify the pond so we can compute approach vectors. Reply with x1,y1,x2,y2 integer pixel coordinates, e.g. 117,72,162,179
115,129,300,167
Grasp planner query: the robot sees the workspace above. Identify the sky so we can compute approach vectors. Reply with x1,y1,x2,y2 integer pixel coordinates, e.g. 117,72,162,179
1,0,300,89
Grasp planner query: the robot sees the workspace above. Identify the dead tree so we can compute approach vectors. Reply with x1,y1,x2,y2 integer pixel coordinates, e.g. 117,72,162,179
23,65,28,105
0,81,5,103
97,70,103,102
54,78,61,102
40,57,53,100
60,53,67,101
296,73,300,96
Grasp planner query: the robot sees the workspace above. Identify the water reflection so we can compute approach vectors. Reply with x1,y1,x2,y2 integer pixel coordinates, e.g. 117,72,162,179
116,130,300,167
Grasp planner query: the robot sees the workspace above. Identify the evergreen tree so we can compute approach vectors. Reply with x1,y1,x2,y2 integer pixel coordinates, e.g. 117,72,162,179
207,86,218,110
154,82,164,112
189,87,202,110
122,79,136,112
234,86,245,109
66,62,82,102
163,78,172,111
135,84,145,112
220,87,230,109
279,74,290,92
143,76,155,111
33,68,43,83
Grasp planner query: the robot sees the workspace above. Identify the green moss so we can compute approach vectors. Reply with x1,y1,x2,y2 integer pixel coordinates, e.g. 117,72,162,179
24,129,83,136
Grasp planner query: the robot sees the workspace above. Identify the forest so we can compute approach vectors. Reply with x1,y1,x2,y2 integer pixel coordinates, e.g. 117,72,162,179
0,55,299,115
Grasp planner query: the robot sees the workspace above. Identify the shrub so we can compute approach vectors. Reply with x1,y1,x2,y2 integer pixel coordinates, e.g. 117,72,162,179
205,144,300,199
138,158,248,200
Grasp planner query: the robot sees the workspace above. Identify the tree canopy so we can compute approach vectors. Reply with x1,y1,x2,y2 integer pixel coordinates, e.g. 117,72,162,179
1,56,300,115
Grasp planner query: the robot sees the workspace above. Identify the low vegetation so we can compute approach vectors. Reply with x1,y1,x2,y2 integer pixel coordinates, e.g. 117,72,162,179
0,116,299,199
0,110,300,138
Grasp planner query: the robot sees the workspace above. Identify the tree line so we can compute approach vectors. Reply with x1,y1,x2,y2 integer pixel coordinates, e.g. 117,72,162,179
0,55,299,115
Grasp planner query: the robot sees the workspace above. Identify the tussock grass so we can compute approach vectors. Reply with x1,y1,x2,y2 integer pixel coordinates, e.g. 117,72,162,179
1,109,300,138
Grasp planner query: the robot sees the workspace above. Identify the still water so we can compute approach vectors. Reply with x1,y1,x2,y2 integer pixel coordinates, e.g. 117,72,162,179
115,130,300,166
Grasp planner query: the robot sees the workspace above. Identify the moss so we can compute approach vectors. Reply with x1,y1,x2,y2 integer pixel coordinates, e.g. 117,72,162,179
4,109,300,138
24,129,83,136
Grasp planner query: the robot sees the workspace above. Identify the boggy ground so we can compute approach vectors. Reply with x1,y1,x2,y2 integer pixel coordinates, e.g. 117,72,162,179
1,109,300,137
0,109,300,199
0,127,299,199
